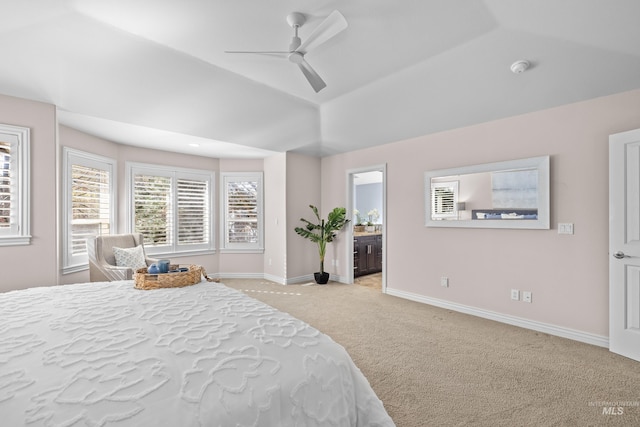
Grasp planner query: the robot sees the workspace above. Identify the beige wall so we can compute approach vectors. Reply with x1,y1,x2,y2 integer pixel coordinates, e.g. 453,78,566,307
321,89,640,338
0,95,57,291
286,152,321,281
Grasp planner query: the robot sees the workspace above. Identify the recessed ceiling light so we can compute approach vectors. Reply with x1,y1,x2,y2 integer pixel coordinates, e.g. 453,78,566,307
510,60,530,74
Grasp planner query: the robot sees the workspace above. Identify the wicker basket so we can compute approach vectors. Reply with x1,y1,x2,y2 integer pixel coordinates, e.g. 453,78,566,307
134,264,204,290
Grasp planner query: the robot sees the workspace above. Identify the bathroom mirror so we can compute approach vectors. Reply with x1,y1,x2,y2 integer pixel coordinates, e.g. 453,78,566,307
424,156,550,229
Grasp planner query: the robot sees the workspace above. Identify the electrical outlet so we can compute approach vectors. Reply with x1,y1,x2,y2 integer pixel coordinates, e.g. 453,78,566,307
522,291,532,303
511,289,520,301
440,277,449,287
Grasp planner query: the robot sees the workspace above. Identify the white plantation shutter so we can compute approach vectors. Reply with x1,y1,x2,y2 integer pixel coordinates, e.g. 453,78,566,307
134,173,172,248
63,148,115,272
0,141,11,230
71,165,111,255
177,178,209,245
222,172,263,252
128,163,213,255
226,180,258,244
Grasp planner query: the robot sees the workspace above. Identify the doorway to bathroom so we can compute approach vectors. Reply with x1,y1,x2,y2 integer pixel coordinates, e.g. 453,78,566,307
347,165,386,292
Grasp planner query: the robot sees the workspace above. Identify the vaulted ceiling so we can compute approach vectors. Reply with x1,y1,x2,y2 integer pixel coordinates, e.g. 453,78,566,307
2,1,640,158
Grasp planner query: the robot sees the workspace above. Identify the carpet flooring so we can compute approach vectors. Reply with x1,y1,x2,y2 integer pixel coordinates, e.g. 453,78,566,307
221,278,640,427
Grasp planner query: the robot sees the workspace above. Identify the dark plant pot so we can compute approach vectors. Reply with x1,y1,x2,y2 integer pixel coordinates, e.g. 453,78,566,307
314,272,330,284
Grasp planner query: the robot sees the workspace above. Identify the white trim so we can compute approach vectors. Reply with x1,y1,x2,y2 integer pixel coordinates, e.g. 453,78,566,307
346,164,387,291
62,147,116,273
285,273,314,284
216,272,264,280
386,287,609,348
0,235,31,246
220,171,264,252
219,248,264,254
263,273,286,285
125,161,215,255
0,124,31,246
424,156,550,229
63,264,89,275
282,273,349,285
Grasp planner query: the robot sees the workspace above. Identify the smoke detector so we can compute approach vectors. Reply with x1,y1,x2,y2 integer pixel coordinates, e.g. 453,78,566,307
510,60,530,74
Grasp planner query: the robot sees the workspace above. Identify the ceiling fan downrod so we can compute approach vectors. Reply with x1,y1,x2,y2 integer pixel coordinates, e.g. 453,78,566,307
287,12,305,51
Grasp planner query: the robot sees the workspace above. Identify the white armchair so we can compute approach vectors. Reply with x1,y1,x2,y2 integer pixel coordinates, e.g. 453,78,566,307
87,233,158,282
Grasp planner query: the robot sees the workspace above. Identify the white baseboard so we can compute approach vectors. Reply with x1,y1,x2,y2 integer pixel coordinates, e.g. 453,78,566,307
214,272,264,280
284,273,348,285
385,287,609,348
263,273,286,285
215,272,347,285
284,274,313,285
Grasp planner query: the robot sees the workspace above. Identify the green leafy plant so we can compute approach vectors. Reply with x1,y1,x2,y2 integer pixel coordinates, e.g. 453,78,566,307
295,205,349,275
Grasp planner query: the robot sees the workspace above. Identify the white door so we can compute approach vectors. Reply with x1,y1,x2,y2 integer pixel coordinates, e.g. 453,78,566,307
610,128,640,362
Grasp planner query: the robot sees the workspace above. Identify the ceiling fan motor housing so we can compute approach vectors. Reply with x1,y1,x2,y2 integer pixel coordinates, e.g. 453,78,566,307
288,51,304,64
286,12,306,28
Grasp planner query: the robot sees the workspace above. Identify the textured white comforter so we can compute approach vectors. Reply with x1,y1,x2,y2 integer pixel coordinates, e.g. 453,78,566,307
1,280,394,426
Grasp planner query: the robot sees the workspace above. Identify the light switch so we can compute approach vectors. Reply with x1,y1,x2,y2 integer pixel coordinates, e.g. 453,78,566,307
558,223,574,235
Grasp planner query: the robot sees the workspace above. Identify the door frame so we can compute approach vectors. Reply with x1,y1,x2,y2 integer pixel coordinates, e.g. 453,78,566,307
346,164,387,291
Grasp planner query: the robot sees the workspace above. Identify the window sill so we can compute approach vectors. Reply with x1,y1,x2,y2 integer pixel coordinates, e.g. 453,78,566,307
146,249,217,258
0,235,32,247
219,248,264,254
62,264,89,275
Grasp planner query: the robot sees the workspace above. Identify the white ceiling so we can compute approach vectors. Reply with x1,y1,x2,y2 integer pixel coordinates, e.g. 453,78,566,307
1,1,640,158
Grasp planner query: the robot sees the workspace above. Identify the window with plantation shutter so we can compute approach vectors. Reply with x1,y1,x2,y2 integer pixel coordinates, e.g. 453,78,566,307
134,173,172,248
0,124,30,247
177,178,209,245
221,172,263,252
63,148,115,272
127,162,214,256
431,181,458,219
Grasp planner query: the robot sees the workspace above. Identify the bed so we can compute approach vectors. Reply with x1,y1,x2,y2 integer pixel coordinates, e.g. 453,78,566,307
1,280,394,426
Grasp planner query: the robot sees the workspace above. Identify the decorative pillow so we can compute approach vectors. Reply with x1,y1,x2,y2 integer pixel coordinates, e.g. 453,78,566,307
113,245,147,270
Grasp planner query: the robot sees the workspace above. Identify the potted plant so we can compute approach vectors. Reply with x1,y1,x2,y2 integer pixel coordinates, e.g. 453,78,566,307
354,209,365,232
366,208,380,232
295,205,349,284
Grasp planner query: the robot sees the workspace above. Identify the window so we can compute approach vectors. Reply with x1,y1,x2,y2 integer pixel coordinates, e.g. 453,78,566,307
127,162,214,255
0,124,30,246
221,172,263,252
62,148,116,272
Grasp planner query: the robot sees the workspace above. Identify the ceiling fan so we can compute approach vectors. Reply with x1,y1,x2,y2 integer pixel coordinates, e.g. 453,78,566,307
225,10,348,93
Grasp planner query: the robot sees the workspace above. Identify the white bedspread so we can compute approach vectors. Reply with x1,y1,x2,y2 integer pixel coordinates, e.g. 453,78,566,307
1,281,394,426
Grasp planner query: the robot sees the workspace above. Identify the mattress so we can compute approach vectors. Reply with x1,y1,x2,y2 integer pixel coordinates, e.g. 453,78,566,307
1,280,394,426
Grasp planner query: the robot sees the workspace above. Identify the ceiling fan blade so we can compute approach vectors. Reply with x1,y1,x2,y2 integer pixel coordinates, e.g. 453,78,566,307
225,50,290,58
297,10,347,53
298,59,326,93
